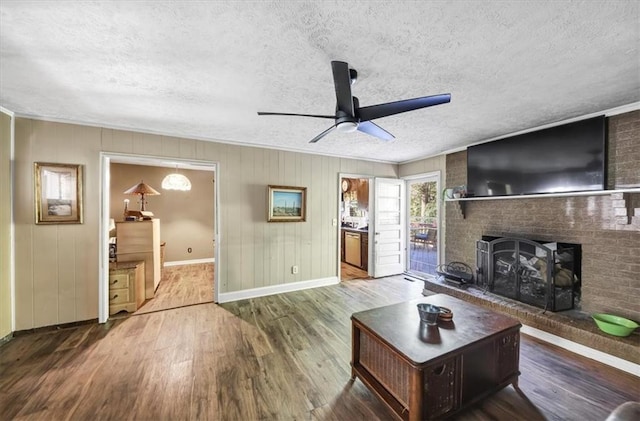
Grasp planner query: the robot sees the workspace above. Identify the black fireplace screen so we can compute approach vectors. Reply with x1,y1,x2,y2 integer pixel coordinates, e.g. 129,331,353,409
476,237,580,312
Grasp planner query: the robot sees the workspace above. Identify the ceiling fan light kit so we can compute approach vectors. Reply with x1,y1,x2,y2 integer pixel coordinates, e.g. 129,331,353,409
258,61,451,144
336,121,358,133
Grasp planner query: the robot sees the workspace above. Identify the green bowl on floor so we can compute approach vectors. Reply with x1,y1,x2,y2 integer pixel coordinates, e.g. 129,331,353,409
592,314,639,337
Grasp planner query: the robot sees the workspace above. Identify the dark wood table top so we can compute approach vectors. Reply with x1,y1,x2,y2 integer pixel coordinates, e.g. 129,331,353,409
352,294,521,365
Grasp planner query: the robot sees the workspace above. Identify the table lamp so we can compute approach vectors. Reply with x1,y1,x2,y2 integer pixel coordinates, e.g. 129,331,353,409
123,180,160,218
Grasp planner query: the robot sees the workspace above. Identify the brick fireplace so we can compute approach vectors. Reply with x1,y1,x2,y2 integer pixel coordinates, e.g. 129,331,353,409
444,110,640,323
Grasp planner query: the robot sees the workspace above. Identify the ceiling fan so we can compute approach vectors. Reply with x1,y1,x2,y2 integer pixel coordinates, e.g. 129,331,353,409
257,61,451,143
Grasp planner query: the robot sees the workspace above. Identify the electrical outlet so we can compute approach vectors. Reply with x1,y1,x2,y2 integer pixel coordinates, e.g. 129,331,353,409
292,265,299,274
332,218,337,226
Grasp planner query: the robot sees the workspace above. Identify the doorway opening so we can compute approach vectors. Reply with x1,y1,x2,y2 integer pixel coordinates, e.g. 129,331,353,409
406,174,440,277
339,175,371,281
99,153,219,323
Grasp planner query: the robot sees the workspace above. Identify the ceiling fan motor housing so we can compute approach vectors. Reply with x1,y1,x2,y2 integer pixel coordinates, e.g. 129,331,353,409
336,121,358,133
335,110,358,133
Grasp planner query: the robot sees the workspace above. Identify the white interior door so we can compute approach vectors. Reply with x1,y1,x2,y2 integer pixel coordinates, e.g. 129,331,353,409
373,178,406,277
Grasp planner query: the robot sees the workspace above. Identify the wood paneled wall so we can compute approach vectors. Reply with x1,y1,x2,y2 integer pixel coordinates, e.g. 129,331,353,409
14,120,102,330
13,118,397,330
398,154,446,179
0,111,12,339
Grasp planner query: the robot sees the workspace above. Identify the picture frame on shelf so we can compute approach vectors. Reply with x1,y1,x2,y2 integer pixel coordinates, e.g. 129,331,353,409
34,162,83,224
267,185,307,222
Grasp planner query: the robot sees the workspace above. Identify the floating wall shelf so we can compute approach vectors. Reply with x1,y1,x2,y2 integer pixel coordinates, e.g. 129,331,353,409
445,188,640,202
445,188,640,222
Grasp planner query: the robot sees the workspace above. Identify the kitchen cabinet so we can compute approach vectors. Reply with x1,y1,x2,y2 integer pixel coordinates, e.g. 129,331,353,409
116,219,161,299
343,178,369,210
361,233,368,271
356,180,369,209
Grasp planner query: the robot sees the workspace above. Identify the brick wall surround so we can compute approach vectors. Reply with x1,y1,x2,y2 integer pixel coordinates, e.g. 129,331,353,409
608,110,640,188
445,111,640,322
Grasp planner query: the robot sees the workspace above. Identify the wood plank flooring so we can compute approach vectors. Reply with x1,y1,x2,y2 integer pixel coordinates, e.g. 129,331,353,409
1,275,638,420
133,263,214,315
340,262,370,280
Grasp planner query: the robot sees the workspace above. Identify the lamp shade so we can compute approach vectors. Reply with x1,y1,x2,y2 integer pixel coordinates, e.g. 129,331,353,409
123,180,160,212
123,181,161,196
162,173,191,191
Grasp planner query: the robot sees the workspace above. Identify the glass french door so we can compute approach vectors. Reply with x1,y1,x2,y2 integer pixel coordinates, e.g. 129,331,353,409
406,175,439,276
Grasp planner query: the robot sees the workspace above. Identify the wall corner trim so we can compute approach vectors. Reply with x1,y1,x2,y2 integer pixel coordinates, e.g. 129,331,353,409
217,276,340,303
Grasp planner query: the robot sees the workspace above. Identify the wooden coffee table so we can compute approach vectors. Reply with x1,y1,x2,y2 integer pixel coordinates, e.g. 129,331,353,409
351,294,521,420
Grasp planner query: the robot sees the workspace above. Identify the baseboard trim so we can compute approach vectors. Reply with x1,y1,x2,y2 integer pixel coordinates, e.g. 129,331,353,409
13,318,99,337
0,332,13,346
164,258,215,267
217,276,340,303
521,325,640,376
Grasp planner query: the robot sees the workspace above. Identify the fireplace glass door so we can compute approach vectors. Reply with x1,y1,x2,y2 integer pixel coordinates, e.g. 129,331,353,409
480,236,579,311
490,238,553,308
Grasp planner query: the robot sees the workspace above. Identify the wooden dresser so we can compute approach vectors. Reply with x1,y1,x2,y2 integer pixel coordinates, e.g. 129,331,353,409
108,261,145,315
116,219,161,299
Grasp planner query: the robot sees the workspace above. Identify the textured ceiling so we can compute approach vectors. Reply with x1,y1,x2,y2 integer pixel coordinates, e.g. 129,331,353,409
1,1,639,163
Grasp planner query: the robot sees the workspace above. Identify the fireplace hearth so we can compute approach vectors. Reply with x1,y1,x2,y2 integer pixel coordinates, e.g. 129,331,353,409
476,236,581,312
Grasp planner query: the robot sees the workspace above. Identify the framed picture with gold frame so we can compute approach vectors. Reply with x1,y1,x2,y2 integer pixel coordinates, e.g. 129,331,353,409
267,185,306,222
34,162,83,224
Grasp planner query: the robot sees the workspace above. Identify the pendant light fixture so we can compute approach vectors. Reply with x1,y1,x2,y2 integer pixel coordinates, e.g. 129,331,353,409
162,166,191,191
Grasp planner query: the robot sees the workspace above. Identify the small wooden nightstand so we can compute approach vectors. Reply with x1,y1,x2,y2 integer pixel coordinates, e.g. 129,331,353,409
108,261,145,315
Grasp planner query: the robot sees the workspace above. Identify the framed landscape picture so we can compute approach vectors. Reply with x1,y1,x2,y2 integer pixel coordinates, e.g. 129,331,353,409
267,185,306,222
34,162,83,224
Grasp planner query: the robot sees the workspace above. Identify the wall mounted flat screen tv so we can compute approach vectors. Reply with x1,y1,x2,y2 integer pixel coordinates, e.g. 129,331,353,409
467,116,606,197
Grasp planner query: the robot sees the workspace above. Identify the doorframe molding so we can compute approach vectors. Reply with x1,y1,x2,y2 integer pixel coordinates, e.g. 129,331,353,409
337,173,374,281
98,152,219,323
0,106,16,333
402,171,442,275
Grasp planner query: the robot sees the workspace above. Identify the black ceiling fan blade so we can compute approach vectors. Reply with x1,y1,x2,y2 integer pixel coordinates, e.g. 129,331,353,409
257,111,335,119
357,93,451,122
309,125,336,143
331,61,354,116
357,121,395,141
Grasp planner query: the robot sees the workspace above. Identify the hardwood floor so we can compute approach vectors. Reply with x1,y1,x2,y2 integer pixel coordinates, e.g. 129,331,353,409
1,276,638,420
340,261,370,280
132,263,214,315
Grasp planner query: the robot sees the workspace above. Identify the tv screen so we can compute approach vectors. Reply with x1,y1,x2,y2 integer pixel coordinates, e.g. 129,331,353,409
467,116,606,197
